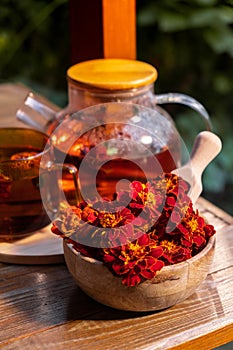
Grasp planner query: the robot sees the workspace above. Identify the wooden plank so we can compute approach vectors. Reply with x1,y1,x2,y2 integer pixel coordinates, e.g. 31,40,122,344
197,197,233,225
102,0,136,59
0,83,32,128
169,324,233,350
0,83,59,128
1,265,233,349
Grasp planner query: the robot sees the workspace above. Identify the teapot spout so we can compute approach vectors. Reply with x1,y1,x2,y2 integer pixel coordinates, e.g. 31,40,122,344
16,92,59,134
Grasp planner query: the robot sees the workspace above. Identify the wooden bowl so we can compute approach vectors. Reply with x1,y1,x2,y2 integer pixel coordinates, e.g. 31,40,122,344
63,236,215,312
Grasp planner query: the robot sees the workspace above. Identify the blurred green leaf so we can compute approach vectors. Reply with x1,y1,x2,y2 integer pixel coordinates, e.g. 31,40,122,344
203,162,227,193
213,74,232,94
204,25,233,55
158,12,190,32
189,7,233,27
194,0,217,5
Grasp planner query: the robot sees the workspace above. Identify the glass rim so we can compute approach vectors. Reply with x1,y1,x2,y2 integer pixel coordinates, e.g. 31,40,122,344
0,127,50,164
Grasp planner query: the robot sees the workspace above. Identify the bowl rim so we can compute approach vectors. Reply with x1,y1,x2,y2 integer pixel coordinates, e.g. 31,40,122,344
64,234,215,269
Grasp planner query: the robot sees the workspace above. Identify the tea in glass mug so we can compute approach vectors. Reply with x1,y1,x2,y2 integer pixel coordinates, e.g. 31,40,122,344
0,128,52,241
0,128,78,242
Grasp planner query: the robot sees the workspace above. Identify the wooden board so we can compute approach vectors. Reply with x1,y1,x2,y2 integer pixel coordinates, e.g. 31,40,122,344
0,224,64,264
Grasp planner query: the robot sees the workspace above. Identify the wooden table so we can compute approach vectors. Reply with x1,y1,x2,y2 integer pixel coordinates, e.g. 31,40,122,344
1,83,233,349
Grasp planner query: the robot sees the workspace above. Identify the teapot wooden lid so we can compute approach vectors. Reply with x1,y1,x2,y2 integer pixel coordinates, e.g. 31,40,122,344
67,59,158,90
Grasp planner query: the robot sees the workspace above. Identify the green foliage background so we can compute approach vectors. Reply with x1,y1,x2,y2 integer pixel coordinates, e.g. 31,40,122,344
0,0,232,214
0,0,70,105
136,0,233,215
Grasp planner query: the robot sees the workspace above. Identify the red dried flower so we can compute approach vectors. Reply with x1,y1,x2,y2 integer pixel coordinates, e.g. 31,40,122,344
103,234,164,286
160,239,192,264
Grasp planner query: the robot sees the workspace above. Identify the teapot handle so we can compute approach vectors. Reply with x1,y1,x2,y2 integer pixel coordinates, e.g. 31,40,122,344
155,93,212,131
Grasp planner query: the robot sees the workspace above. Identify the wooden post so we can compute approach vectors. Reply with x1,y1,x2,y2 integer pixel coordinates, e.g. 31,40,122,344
69,0,136,64
102,0,136,59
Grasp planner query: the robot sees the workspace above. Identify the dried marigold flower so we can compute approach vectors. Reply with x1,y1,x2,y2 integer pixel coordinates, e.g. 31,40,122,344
103,234,164,286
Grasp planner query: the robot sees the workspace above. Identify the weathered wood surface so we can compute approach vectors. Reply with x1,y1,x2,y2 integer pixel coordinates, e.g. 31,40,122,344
0,83,31,127
0,82,59,128
0,84,233,349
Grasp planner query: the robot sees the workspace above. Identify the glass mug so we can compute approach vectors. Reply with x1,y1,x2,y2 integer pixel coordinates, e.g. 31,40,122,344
16,59,212,137
0,128,78,242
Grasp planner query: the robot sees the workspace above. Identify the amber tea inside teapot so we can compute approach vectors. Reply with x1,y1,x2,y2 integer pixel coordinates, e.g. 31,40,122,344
40,102,189,205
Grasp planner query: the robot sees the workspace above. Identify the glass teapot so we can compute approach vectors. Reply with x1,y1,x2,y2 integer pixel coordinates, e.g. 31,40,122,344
16,58,212,136
40,102,189,207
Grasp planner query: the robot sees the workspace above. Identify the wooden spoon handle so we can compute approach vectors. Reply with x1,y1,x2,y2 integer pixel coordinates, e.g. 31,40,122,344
189,131,222,177
172,131,222,204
